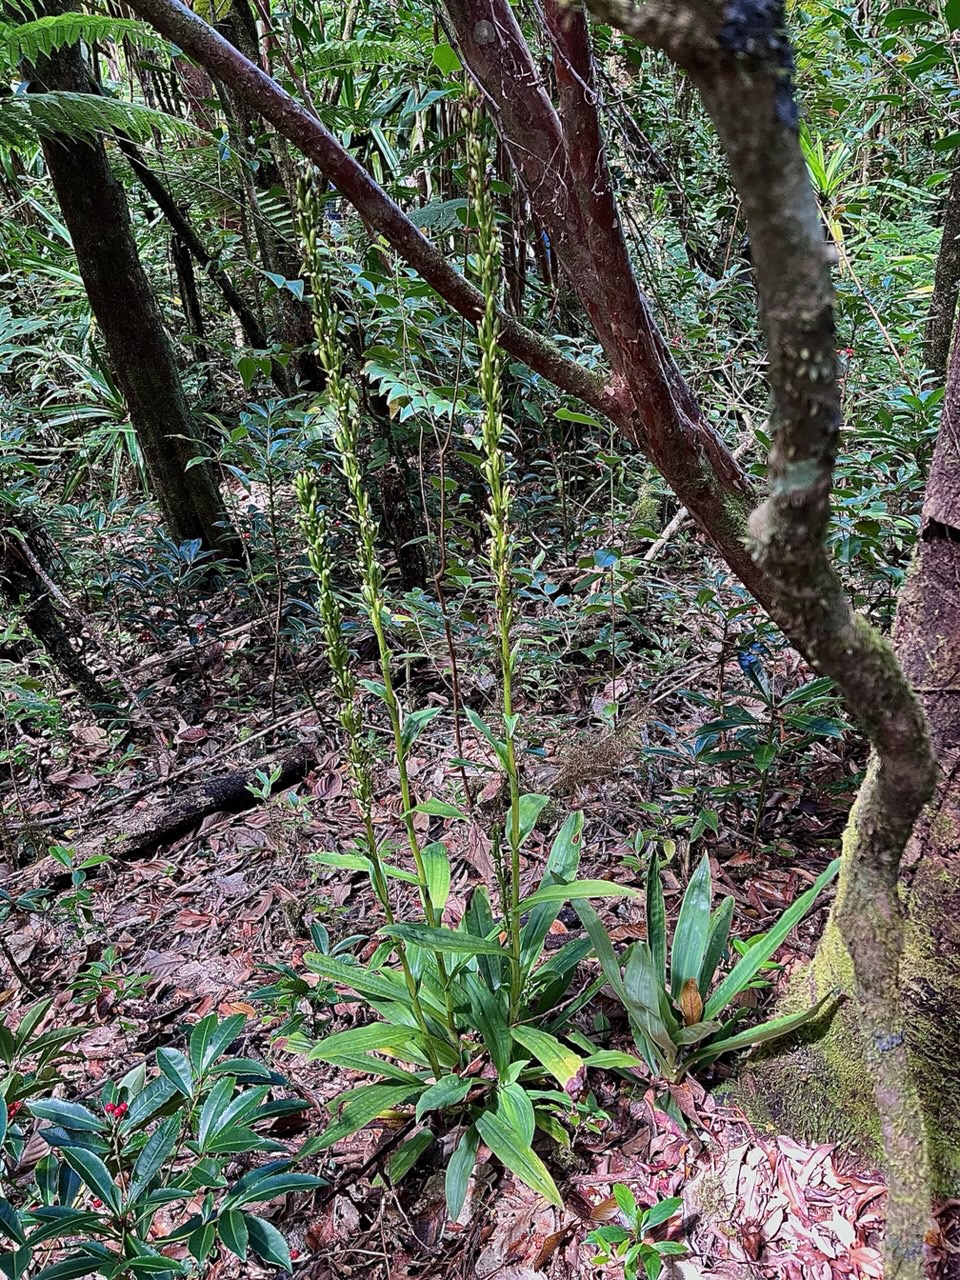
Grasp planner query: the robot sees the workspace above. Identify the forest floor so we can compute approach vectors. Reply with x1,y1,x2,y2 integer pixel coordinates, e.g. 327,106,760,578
1,549,931,1280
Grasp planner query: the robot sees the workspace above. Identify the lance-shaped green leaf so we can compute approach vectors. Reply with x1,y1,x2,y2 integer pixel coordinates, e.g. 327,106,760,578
380,922,504,956
521,879,637,907
699,895,734,996
510,1027,584,1088
312,1083,424,1152
422,842,452,909
445,1125,480,1221
520,811,583,975
475,1110,563,1208
684,992,837,1067
646,853,667,984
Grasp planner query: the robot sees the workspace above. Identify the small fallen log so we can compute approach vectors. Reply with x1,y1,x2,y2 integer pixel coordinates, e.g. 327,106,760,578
20,745,315,895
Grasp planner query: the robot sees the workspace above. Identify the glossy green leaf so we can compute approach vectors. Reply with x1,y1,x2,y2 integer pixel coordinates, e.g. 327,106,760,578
189,1014,246,1076
219,1209,249,1260
245,1213,291,1270
33,1256,108,1280
156,1048,194,1098
127,1116,179,1206
641,1195,683,1230
60,1148,120,1213
27,1100,103,1133
670,855,712,1000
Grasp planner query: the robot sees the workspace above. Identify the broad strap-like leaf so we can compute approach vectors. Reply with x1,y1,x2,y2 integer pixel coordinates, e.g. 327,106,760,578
445,1125,480,1222
623,944,677,1059
521,879,637,907
463,972,511,1077
670,855,712,1000
422,841,452,909
572,899,627,1001
415,1075,473,1121
646,853,667,985
506,793,551,848
685,991,837,1068
703,859,840,1021
699,895,734,996
381,922,504,956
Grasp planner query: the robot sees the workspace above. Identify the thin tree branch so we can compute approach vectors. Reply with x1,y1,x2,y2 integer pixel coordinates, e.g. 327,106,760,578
119,0,615,423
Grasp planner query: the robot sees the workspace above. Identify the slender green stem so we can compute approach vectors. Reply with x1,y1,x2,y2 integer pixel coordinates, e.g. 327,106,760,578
295,476,442,1075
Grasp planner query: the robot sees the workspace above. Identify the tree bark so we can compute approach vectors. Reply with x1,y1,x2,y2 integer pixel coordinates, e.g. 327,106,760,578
747,318,960,1212
0,513,108,706
30,11,240,559
924,154,960,385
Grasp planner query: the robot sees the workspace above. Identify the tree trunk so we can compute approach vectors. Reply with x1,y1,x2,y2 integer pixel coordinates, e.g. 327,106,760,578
31,17,240,558
0,513,108,706
745,324,960,1202
924,155,960,386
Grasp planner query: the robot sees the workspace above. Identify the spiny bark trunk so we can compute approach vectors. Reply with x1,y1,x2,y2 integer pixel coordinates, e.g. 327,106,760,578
924,154,960,386
31,10,239,559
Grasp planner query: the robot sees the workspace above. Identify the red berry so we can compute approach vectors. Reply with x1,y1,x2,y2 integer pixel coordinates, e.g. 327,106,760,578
92,1199,103,1208
290,1250,300,1260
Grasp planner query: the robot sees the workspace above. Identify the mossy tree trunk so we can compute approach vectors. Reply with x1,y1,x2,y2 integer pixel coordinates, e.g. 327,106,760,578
746,323,960,1201
31,8,240,559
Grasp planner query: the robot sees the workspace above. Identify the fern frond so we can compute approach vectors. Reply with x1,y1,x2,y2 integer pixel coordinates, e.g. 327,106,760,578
309,38,415,72
0,15,157,70
0,91,195,149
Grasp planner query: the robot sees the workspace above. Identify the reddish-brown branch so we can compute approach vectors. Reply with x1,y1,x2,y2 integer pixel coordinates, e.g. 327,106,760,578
121,0,612,422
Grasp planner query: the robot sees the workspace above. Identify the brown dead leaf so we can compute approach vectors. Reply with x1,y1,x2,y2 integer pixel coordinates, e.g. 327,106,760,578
49,770,98,790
